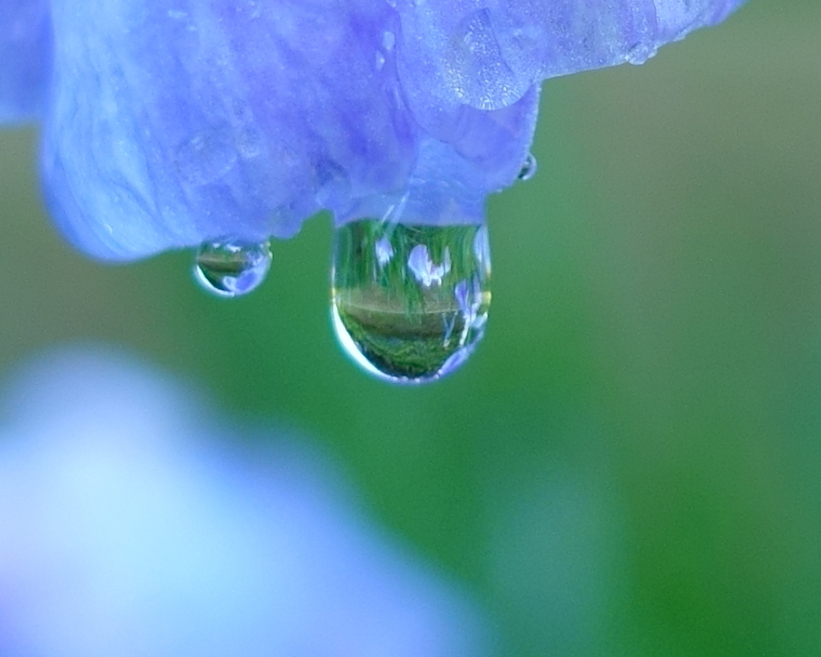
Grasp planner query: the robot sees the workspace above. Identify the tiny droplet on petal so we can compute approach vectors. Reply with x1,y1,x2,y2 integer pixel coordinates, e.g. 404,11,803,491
332,220,491,384
625,43,658,65
517,153,538,181
194,240,272,298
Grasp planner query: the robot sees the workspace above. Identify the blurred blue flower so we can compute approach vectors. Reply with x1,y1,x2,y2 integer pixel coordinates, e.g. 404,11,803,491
1,0,744,260
0,0,51,123
0,348,489,657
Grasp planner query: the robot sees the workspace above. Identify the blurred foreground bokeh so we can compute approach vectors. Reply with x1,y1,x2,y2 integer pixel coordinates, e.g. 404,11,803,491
1,2,820,655
0,348,487,656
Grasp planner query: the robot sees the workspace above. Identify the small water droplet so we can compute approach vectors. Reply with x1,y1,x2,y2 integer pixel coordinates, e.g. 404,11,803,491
517,153,537,181
626,43,658,65
375,51,386,71
194,240,272,298
332,220,491,384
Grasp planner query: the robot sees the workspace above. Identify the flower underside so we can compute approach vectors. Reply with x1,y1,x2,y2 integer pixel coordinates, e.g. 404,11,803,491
3,0,745,260
1,0,745,382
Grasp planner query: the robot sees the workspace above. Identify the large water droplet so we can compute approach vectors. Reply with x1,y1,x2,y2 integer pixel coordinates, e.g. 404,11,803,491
517,153,538,181
332,220,491,384
194,240,272,298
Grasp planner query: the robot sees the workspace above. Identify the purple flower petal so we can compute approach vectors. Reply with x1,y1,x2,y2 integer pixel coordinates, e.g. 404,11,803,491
1,0,745,260
398,0,748,113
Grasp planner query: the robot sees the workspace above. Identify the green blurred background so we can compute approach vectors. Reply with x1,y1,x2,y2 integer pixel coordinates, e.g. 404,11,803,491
1,2,819,654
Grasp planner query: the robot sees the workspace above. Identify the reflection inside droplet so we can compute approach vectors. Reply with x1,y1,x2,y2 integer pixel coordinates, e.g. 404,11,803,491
194,239,272,298
407,244,451,287
332,220,491,384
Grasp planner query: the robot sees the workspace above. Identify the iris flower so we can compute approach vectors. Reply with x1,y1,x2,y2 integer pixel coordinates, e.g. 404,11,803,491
0,0,745,380
0,348,488,656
